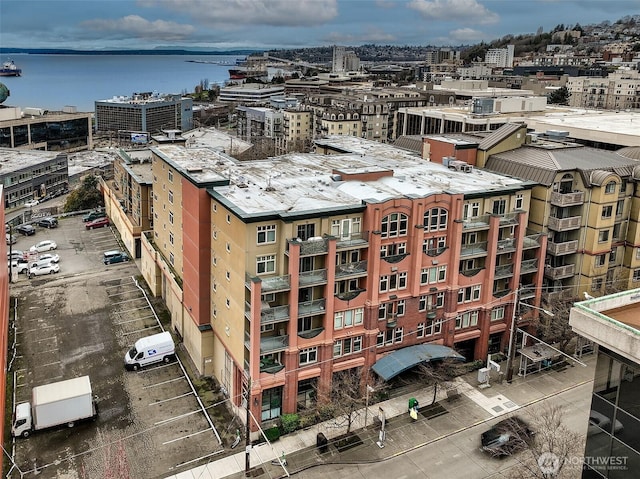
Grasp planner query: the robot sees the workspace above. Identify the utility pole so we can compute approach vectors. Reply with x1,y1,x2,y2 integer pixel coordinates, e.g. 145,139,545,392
505,288,519,383
245,376,251,477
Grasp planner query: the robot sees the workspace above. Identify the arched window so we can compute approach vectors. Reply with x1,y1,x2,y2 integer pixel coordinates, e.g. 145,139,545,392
423,208,448,232
338,114,344,120
605,181,617,194
381,213,408,238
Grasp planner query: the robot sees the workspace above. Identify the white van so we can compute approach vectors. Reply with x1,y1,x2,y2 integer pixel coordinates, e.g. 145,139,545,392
124,331,175,370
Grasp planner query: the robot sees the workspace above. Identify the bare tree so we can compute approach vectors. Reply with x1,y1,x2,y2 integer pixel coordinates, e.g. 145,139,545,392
509,403,584,479
534,296,578,353
413,359,466,406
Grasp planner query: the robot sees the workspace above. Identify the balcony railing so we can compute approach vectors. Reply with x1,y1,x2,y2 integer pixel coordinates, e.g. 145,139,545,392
550,190,585,207
260,335,289,354
299,237,328,256
523,233,544,249
298,298,326,317
519,284,537,300
494,264,514,279
299,268,327,287
462,215,490,230
335,260,368,278
548,216,581,231
336,232,369,250
260,304,291,325
460,241,488,257
547,239,578,256
544,264,575,280
497,238,516,253
520,259,539,274
260,274,291,293
499,212,520,226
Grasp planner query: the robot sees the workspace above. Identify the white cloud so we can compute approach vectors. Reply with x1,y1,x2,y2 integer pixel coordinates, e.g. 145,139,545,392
408,0,499,25
449,27,485,42
142,0,338,27
82,15,195,41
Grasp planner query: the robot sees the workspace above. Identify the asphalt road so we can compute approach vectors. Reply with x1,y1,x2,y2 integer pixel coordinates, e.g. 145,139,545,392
283,381,592,479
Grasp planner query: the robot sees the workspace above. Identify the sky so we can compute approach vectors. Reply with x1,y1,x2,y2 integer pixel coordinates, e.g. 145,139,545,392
1,0,639,51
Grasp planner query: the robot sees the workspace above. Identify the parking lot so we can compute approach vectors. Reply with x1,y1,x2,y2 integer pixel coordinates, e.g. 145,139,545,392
8,214,228,478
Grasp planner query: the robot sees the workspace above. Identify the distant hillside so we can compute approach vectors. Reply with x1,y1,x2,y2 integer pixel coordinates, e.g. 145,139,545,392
0,48,261,56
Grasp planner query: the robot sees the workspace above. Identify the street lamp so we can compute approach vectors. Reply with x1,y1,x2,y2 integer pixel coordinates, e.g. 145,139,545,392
505,288,554,383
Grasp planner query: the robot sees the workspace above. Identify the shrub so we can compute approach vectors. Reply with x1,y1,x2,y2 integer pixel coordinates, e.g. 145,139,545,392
264,426,281,442
280,413,300,434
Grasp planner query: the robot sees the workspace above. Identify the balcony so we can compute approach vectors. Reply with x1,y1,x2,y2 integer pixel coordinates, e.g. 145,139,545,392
520,259,539,274
523,234,544,249
460,241,488,258
519,284,537,300
260,274,291,293
497,238,516,253
298,298,326,317
548,216,581,231
299,237,328,256
336,232,369,250
550,190,585,207
499,212,520,226
260,304,290,325
547,239,578,256
260,335,289,354
494,264,514,279
335,260,367,278
544,264,575,280
299,269,328,287
462,215,490,231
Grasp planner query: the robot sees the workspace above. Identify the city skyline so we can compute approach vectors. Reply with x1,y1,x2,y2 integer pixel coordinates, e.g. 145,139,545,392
1,0,638,51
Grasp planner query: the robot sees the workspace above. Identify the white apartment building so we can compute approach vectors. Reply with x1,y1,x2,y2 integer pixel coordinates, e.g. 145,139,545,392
485,45,515,68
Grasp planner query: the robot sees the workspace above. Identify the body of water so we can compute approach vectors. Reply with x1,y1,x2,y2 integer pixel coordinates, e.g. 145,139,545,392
0,53,243,112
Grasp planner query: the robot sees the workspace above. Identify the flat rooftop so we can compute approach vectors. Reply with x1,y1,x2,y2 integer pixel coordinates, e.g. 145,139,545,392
570,290,640,363
154,136,528,220
0,148,65,174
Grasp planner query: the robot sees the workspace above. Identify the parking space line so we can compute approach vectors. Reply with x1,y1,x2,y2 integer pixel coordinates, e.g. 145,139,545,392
107,289,141,297
134,361,174,373
162,428,211,445
154,409,202,426
115,316,155,326
39,347,61,354
166,450,226,472
111,297,147,306
121,325,161,336
143,377,183,389
115,306,150,315
35,336,57,343
23,325,56,333
40,361,61,367
149,392,192,406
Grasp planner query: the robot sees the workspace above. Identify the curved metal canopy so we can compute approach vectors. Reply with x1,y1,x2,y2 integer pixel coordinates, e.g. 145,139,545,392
371,344,465,381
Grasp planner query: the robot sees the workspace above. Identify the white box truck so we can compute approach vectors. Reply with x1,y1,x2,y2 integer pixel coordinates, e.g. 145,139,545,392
124,331,175,370
12,376,98,438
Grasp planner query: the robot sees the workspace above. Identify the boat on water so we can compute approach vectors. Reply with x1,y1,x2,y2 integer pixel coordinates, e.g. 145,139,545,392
0,60,21,77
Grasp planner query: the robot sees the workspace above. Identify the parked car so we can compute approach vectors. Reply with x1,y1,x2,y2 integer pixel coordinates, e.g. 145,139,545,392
103,250,130,265
82,210,106,222
6,233,16,245
29,240,57,253
32,253,60,265
7,250,26,261
24,199,39,208
481,416,534,457
588,410,624,436
9,259,29,274
86,217,110,230
36,217,58,229
16,224,36,236
28,262,59,278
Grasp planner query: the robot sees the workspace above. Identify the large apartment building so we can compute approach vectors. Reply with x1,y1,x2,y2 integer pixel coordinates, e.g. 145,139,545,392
566,70,640,110
141,136,545,430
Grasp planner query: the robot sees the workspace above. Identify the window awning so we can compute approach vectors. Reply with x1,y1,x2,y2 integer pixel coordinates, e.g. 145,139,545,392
371,344,465,381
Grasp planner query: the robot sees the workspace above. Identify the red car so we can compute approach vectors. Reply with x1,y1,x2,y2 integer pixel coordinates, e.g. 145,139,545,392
85,217,110,229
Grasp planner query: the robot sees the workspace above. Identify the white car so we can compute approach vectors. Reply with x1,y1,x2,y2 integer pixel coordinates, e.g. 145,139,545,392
588,410,624,436
24,199,39,208
28,262,59,278
29,240,57,253
36,253,60,264
9,260,29,274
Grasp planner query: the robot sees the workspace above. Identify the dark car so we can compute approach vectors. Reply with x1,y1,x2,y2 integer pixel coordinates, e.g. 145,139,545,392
15,224,36,236
481,416,534,457
103,250,129,265
82,210,106,222
37,217,58,229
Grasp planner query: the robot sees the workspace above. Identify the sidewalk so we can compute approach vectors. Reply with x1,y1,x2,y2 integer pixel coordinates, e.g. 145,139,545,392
166,354,596,479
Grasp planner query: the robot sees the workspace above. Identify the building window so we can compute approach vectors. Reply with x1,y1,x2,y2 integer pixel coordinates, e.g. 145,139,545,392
601,205,613,218
226,271,231,281
169,252,174,265
394,327,404,343
420,265,447,285
457,285,481,303
515,194,524,210
380,242,407,258
226,242,231,252
381,213,408,238
605,181,616,194
423,208,448,232
609,249,617,263
168,170,173,182
333,336,362,357
169,232,174,245
591,277,604,292
168,190,174,204
226,298,230,308
463,202,480,219
379,272,407,292
257,224,276,244
455,310,479,329
492,199,506,215
491,307,505,321
633,269,640,282
423,236,446,255
334,308,364,329
168,211,174,225
598,230,610,242
257,255,276,274
376,328,402,347
299,347,317,365
417,322,425,338
226,214,231,224
616,199,624,216
426,318,441,335
595,254,607,267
